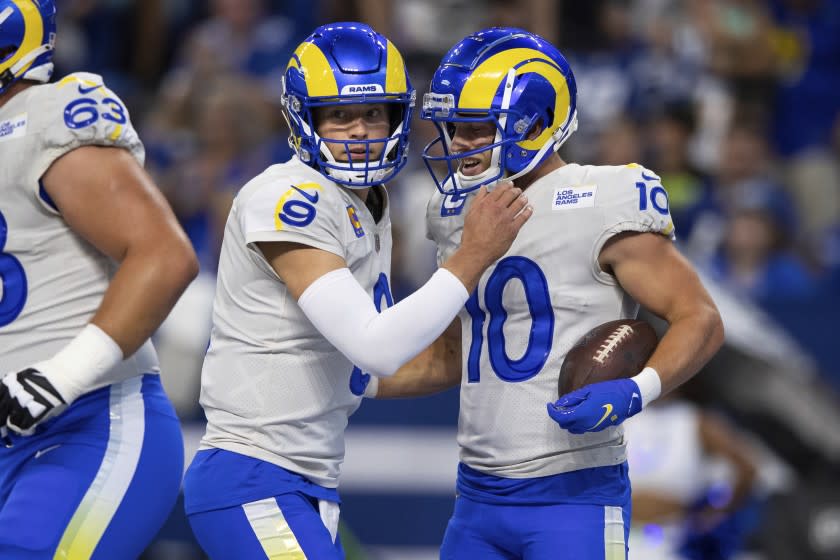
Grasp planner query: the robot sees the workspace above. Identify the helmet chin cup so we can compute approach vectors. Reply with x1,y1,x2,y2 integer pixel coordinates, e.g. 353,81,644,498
454,161,503,191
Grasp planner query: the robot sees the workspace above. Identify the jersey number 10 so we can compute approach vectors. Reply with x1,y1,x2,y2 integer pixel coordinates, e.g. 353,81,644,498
465,256,554,383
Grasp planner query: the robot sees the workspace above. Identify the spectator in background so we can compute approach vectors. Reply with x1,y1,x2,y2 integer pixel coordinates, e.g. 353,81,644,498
684,123,794,263
707,194,814,302
646,102,714,238
565,1,646,163
50,0,134,85
178,0,302,102
690,0,776,104
768,0,840,158
145,78,278,270
626,390,759,560
766,1,840,254
597,115,644,167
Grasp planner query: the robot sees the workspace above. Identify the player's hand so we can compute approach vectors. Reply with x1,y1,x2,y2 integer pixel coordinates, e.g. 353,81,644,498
0,366,68,436
547,379,642,434
460,181,532,265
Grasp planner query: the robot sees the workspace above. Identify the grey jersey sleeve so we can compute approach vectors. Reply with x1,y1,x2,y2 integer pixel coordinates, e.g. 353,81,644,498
591,164,677,281
29,73,145,208
240,179,345,260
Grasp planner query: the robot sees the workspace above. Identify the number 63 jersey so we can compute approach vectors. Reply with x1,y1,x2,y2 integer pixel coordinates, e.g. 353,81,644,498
0,72,158,381
426,163,675,479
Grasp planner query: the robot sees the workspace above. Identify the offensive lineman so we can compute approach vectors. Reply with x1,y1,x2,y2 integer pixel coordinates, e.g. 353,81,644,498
375,27,725,559
182,23,531,559
0,1,199,558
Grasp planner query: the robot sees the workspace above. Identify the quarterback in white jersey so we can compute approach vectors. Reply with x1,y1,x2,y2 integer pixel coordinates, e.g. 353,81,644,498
182,22,531,560
376,28,725,559
0,1,198,558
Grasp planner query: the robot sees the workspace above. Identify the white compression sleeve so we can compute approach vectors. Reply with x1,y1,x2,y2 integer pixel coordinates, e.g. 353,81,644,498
297,268,468,378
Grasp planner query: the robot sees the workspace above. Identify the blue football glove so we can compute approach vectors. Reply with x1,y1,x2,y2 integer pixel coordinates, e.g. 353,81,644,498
547,378,642,434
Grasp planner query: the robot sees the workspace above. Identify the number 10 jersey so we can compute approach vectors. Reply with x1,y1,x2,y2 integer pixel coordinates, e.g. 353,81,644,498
426,163,675,479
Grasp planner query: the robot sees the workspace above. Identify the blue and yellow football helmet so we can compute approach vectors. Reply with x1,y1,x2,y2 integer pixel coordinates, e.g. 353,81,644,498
281,22,415,188
421,27,578,195
0,0,56,95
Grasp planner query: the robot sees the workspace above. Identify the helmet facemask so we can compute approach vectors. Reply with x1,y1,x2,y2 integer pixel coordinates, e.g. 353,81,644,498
282,88,414,188
422,69,522,194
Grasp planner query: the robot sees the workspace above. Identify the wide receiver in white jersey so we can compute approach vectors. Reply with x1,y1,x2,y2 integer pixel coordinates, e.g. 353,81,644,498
373,28,725,559
0,1,199,558
182,22,531,560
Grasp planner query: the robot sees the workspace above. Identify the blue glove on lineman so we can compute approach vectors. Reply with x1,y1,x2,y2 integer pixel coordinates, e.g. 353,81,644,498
0,366,68,436
547,378,642,434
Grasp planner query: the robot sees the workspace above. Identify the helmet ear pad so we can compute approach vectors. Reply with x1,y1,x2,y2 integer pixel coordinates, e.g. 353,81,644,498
501,73,558,175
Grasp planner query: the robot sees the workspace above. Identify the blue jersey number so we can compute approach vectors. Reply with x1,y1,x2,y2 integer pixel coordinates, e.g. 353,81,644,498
635,181,669,215
349,273,393,395
63,96,127,130
466,256,554,383
0,211,28,327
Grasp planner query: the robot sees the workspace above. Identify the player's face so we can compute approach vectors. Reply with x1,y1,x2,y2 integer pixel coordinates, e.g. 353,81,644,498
449,120,496,176
314,104,390,162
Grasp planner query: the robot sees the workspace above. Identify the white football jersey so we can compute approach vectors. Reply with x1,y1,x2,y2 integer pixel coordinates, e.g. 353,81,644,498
426,163,675,479
199,157,392,488
0,72,158,382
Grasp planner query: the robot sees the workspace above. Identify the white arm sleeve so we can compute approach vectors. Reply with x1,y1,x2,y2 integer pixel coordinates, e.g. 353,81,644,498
298,267,468,378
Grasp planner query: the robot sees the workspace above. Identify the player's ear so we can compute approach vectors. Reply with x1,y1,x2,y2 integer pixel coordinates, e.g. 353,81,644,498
526,119,545,141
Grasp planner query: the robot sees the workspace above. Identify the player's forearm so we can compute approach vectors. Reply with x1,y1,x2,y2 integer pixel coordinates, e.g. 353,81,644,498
299,269,467,378
442,246,491,294
377,334,461,398
646,302,724,395
92,242,198,356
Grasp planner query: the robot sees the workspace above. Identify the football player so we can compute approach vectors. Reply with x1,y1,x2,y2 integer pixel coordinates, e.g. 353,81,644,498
374,27,725,559
0,1,199,558
182,22,531,559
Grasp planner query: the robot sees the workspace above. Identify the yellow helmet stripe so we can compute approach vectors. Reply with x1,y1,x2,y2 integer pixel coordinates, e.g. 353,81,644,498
385,40,407,93
287,42,338,97
458,48,571,150
0,0,44,77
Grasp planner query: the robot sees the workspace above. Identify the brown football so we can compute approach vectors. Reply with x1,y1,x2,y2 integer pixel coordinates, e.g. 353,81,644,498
558,319,658,396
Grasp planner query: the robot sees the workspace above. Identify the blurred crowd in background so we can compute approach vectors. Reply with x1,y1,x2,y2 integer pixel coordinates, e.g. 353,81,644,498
53,1,840,559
